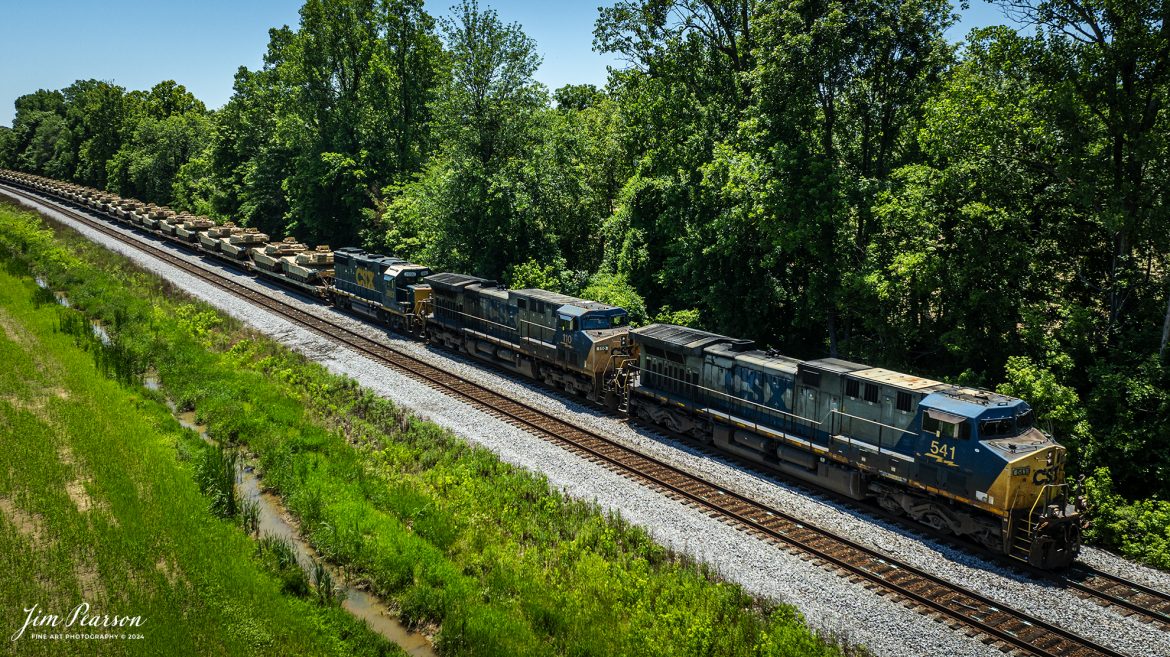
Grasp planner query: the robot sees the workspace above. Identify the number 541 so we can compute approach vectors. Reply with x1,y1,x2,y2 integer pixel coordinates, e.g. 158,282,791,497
930,440,955,462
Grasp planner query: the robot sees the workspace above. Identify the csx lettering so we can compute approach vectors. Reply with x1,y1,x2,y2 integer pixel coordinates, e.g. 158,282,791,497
1032,466,1057,485
355,268,376,290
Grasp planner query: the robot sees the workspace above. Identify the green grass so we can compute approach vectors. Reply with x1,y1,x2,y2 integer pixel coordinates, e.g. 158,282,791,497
0,248,402,655
0,200,862,657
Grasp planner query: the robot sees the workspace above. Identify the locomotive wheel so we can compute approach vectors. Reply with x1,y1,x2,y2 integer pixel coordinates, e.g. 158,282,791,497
921,511,949,532
877,495,904,516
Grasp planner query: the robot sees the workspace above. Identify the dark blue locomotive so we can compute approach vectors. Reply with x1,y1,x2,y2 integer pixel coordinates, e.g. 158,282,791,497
627,324,1082,568
332,247,432,331
424,272,632,400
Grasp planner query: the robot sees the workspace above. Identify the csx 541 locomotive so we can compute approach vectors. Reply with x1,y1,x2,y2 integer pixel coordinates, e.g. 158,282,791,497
0,170,1083,569
626,324,1081,568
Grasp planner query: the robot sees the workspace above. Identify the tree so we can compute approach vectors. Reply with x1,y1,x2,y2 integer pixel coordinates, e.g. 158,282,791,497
992,0,1170,350
207,1,443,244
62,80,128,188
0,126,14,168
399,0,550,278
8,90,67,175
105,83,211,206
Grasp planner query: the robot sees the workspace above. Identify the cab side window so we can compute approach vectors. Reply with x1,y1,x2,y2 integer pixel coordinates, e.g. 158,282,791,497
923,415,971,439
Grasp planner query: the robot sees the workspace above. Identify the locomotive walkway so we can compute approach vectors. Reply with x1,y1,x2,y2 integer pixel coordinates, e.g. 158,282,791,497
1,178,1162,657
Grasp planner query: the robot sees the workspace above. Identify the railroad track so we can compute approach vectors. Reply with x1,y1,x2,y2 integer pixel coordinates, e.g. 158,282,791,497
0,180,1149,657
1066,567,1170,629
665,432,1170,635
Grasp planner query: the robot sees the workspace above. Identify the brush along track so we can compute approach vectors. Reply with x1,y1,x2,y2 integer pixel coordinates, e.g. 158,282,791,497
0,181,1141,657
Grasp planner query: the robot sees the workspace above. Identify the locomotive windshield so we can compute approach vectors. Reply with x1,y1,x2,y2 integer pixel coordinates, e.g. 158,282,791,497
580,312,628,330
978,408,1035,439
979,418,1015,438
1017,408,1035,431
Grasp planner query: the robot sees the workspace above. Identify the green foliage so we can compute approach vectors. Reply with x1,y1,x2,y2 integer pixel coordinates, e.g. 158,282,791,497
581,271,648,325
0,206,400,656
106,107,211,206
393,0,554,279
654,307,702,328
197,443,241,519
1085,357,1170,496
997,356,1090,452
4,0,1170,563
505,258,562,292
257,535,312,597
1083,468,1170,570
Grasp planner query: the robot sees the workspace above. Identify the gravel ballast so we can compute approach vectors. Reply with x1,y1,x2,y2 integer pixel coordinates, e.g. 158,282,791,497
6,189,1165,657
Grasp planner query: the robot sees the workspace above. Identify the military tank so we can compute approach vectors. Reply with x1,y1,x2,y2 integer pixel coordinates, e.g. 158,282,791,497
115,199,140,222
130,203,154,226
282,245,335,284
221,227,269,259
175,216,217,242
143,207,173,230
199,222,242,252
252,236,307,272
159,212,193,236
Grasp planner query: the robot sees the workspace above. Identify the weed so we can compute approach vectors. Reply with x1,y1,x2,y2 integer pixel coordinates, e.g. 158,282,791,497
313,560,339,606
0,201,859,657
258,534,311,598
197,443,239,519
241,498,261,536
0,208,400,657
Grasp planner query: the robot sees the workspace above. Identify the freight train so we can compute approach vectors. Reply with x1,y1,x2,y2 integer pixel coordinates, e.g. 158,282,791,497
0,170,1084,569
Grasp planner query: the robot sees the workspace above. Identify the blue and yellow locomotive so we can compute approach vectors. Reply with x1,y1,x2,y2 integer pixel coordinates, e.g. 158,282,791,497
331,247,433,332
626,324,1082,569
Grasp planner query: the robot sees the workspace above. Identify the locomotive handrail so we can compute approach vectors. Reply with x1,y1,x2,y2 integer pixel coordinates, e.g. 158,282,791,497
1028,482,1070,518
828,409,917,438
438,306,567,347
638,368,823,432
518,317,557,343
440,306,519,332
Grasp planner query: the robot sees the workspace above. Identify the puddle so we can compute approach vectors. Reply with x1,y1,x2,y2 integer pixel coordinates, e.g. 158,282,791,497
91,322,111,345
35,278,73,308
164,390,435,656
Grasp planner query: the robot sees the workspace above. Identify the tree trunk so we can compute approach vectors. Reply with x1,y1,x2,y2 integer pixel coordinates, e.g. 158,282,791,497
1161,288,1170,362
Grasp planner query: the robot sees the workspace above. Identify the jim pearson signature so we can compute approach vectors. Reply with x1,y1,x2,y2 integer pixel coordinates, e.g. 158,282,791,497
11,603,145,641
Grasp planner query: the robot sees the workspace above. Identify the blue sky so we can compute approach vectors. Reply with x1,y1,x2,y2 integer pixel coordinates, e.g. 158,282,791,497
1,0,1017,127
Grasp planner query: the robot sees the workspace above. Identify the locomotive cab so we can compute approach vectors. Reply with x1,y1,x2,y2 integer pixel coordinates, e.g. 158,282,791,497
382,263,432,306
552,306,631,371
915,392,1082,568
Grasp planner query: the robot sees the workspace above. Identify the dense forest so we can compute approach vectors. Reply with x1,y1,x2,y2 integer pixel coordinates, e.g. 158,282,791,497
2,0,1168,561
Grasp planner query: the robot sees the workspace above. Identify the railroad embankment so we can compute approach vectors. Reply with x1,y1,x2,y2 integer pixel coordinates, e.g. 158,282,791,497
0,201,856,657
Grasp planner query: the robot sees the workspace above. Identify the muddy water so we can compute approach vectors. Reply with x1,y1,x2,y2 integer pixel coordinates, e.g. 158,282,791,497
35,279,107,342
36,277,72,307
149,377,436,656
90,321,111,345
234,476,436,656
